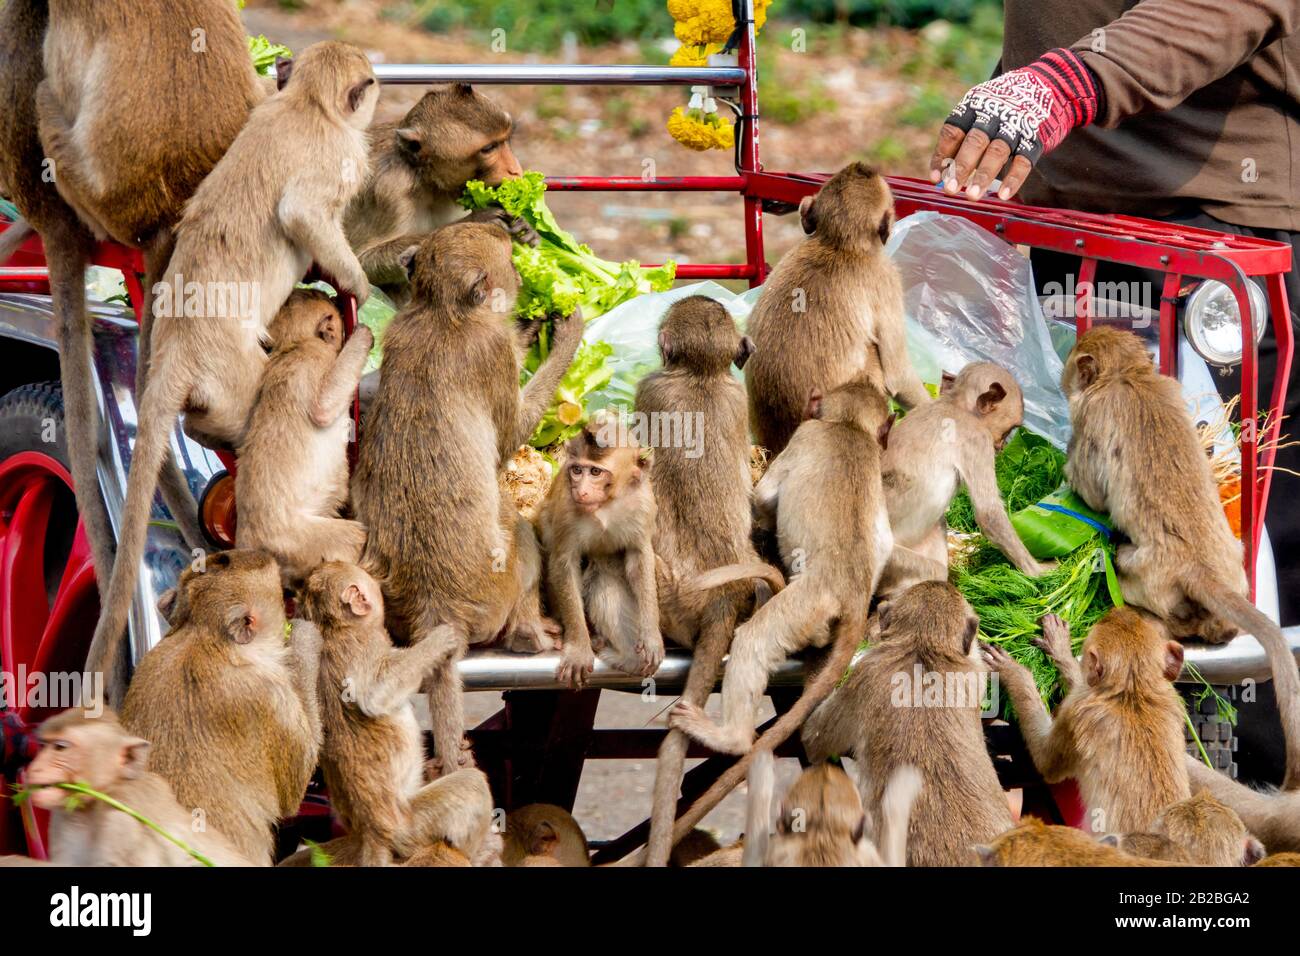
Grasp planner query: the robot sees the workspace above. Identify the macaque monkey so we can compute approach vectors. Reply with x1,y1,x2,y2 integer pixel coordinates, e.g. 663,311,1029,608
1184,758,1300,855
120,550,323,865
0,0,264,591
880,362,1054,590
85,41,380,704
633,295,777,867
983,609,1190,834
1063,326,1300,788
14,709,252,867
301,561,495,866
502,804,592,867
280,830,494,868
977,818,1185,867
670,375,892,758
798,581,1013,865
745,162,929,457
236,291,373,584
743,750,921,867
346,84,529,301
1119,791,1265,866
352,222,583,776
1256,852,1300,866
536,417,661,687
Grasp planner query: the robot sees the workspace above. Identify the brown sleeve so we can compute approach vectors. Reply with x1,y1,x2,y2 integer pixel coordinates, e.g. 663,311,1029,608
1068,0,1300,126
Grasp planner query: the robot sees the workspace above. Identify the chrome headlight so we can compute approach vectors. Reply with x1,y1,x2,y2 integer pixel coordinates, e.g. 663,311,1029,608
1183,279,1268,367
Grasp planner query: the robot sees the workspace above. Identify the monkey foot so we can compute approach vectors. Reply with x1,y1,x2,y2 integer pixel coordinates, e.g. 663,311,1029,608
667,701,750,755
557,643,596,689
634,637,665,677
503,616,562,654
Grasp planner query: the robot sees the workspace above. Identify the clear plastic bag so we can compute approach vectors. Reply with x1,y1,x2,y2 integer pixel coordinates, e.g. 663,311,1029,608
887,211,1072,448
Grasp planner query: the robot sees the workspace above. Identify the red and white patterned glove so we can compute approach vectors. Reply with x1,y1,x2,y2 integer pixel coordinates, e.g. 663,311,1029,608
929,48,1102,201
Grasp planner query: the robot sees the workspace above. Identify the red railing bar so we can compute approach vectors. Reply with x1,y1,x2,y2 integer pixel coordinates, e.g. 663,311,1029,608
667,264,756,279
545,176,746,192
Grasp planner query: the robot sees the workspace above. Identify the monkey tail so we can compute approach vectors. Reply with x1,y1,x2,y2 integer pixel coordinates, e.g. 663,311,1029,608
45,230,119,603
668,607,867,849
0,217,33,265
83,352,188,708
683,562,786,597
1182,571,1300,790
878,765,922,867
740,748,775,868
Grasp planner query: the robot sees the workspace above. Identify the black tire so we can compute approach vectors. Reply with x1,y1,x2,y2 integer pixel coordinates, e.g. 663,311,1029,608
1184,685,1239,780
0,382,81,606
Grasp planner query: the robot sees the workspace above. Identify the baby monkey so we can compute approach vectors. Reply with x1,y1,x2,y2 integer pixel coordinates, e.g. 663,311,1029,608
880,361,1053,592
237,290,373,584
743,750,920,867
1120,791,1265,866
983,609,1190,833
536,415,661,687
301,561,497,866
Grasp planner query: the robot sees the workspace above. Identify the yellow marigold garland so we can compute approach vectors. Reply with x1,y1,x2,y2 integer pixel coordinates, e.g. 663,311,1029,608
666,0,771,150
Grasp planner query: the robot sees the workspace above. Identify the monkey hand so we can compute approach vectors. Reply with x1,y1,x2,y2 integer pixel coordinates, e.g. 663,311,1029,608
929,48,1101,201
465,207,539,247
557,641,596,689
1034,614,1073,660
550,306,584,346
336,261,371,307
979,641,1019,676
1024,558,1059,577
635,631,665,677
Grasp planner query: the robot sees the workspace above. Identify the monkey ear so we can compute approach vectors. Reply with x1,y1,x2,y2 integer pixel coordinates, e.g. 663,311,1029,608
799,195,818,236
961,617,978,656
805,388,824,421
156,588,178,620
877,413,895,451
1075,353,1099,390
399,245,421,281
342,584,373,618
973,844,997,866
396,127,423,155
347,78,376,113
877,211,893,246
224,605,259,645
876,600,893,633
1084,646,1104,686
1162,641,1185,682
851,815,866,844
734,335,756,371
1097,833,1121,848
317,313,342,345
939,370,957,395
657,329,673,365
976,382,1007,415
529,822,559,857
119,736,152,780
465,270,490,308
275,56,294,91
1244,837,1266,866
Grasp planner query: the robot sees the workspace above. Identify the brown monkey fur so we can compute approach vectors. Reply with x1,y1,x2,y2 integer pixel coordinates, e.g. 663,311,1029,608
86,41,380,705
1063,326,1300,789
983,608,1190,834
880,361,1053,590
670,375,892,756
301,561,495,865
800,581,1013,865
346,84,525,299
743,749,921,867
120,550,323,865
744,162,929,457
633,295,766,867
17,708,252,867
1255,852,1300,866
236,290,372,584
351,222,582,775
0,0,263,599
977,818,1183,867
1119,791,1264,866
502,804,592,867
535,416,661,688
1184,756,1300,855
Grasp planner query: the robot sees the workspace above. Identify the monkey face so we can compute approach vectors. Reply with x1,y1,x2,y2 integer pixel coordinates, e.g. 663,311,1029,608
399,86,520,192
567,459,615,513
29,714,148,809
